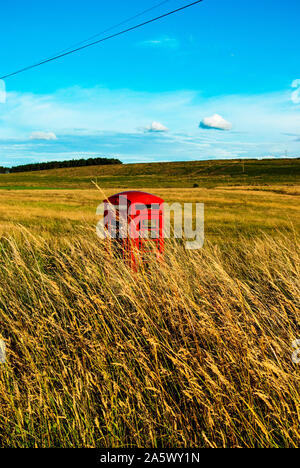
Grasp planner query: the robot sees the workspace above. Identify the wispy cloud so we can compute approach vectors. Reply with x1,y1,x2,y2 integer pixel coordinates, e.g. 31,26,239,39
30,131,57,141
139,36,179,48
0,84,300,165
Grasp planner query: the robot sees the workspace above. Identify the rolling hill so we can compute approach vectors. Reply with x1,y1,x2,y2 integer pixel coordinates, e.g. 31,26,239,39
0,158,299,190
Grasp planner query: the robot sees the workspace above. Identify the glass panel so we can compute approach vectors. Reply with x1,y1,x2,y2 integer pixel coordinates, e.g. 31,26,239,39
141,219,158,229
135,204,160,210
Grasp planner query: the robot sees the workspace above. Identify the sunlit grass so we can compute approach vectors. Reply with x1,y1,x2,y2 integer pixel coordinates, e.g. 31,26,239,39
0,227,299,447
0,186,299,239
0,174,299,447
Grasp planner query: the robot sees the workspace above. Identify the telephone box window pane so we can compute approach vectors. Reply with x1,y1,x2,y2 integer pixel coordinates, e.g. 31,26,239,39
150,230,159,239
141,219,158,229
135,204,160,211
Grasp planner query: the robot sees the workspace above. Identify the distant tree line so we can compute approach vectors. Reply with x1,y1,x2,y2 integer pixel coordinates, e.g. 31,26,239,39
0,157,122,174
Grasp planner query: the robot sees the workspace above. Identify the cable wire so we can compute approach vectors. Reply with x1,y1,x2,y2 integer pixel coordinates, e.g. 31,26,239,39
0,0,203,80
43,0,173,60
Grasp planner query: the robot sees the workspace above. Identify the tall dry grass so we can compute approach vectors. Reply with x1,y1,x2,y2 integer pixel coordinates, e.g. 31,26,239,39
0,227,299,447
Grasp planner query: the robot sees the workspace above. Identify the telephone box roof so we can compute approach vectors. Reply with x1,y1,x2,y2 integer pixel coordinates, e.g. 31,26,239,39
105,191,164,205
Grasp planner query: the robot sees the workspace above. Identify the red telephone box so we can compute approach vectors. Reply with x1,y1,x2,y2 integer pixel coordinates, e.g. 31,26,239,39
103,191,164,268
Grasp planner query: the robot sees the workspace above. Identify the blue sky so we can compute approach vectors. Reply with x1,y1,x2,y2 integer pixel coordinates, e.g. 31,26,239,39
0,0,300,166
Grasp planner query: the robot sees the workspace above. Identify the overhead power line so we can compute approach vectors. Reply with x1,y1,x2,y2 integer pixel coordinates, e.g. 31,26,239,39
0,0,203,81
43,0,173,60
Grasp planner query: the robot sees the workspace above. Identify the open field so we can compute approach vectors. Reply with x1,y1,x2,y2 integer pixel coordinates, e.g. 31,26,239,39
0,185,299,241
0,159,299,447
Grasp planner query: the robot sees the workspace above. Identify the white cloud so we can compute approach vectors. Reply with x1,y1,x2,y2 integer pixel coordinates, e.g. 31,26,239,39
200,114,232,131
291,79,300,104
146,121,168,132
291,90,300,104
30,131,57,141
291,79,300,88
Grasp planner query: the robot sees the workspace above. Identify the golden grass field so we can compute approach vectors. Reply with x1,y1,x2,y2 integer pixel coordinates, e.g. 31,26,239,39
0,185,299,239
0,160,299,447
